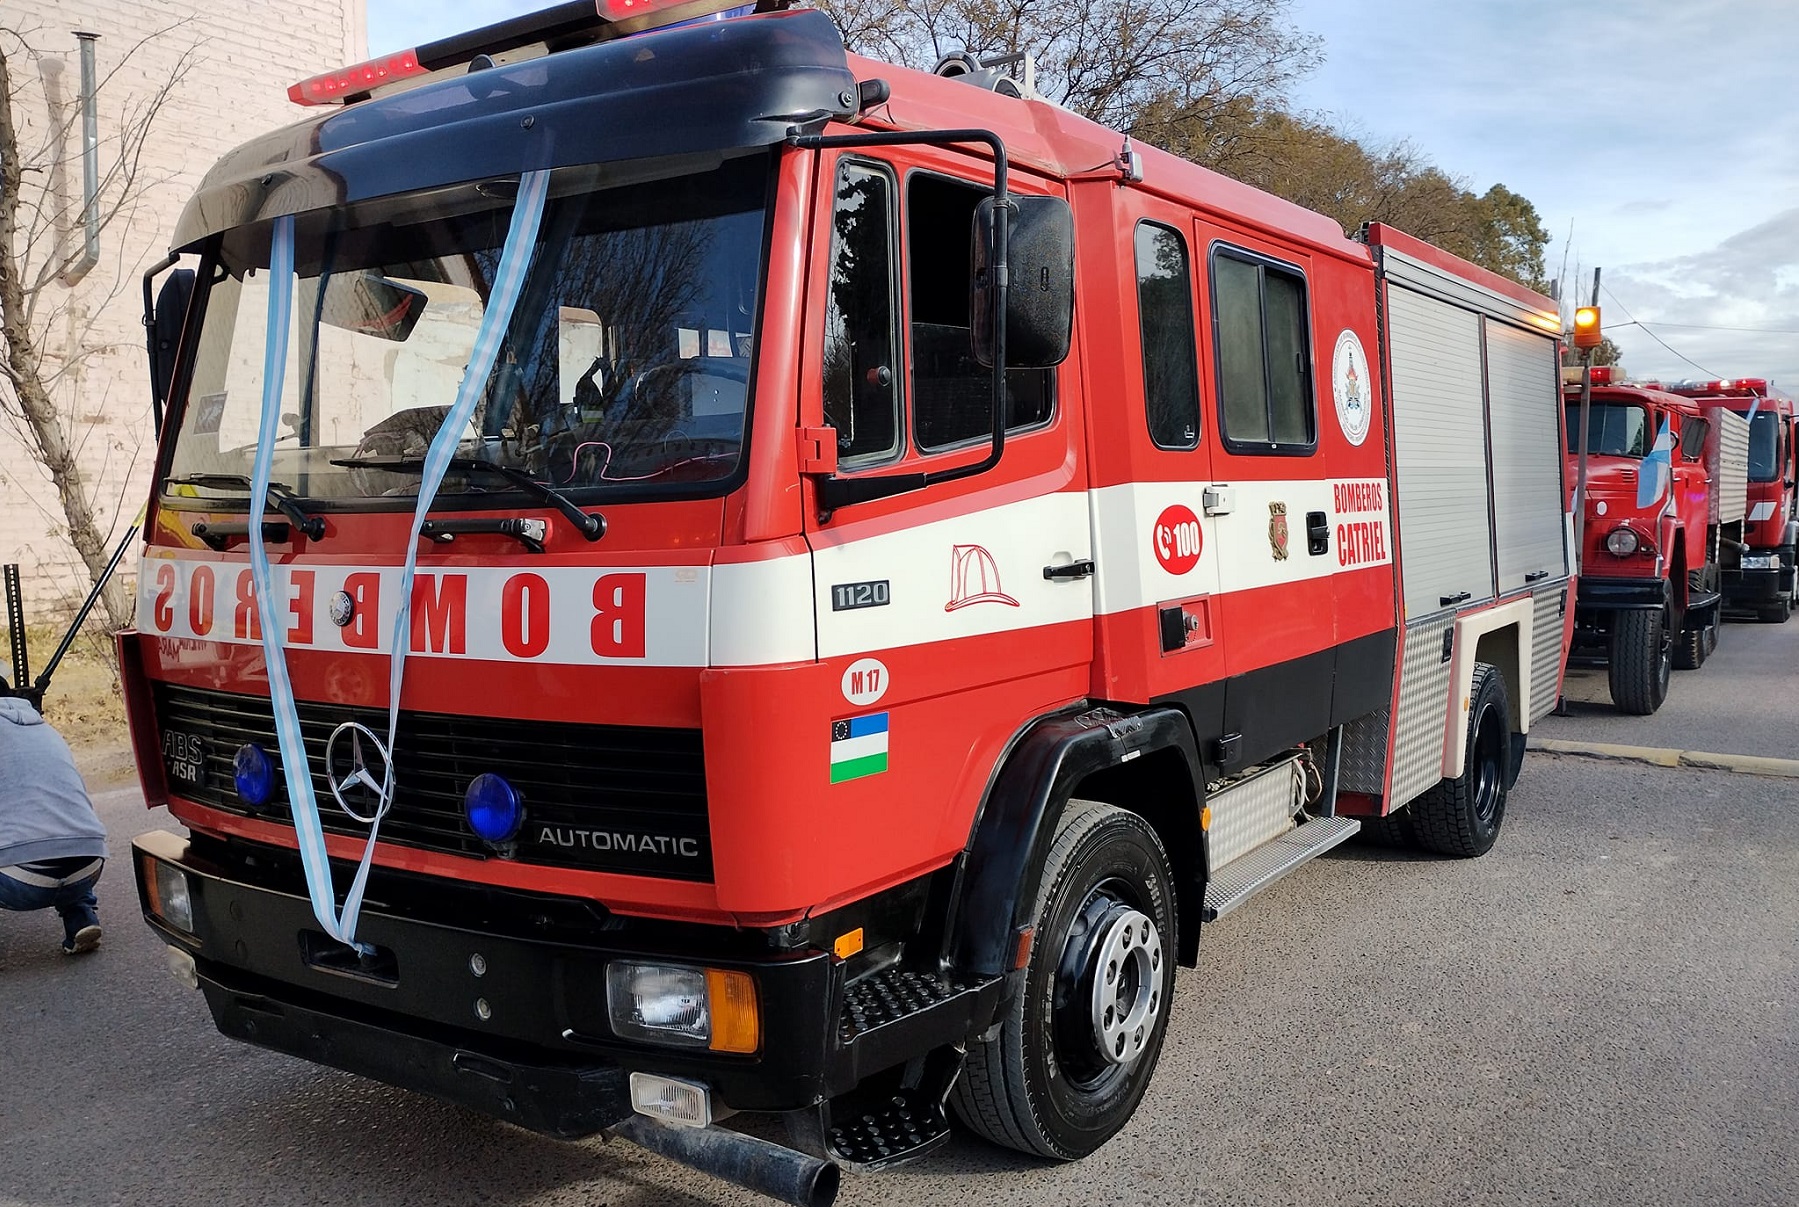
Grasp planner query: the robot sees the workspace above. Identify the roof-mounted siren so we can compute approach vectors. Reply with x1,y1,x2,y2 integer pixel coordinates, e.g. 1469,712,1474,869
932,51,1039,100
289,0,770,105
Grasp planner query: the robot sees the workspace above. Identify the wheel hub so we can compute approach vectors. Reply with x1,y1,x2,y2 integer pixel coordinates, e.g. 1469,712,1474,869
1087,906,1163,1067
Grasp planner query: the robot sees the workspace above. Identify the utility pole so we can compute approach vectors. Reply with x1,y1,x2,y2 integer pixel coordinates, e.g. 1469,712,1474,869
1572,268,1603,572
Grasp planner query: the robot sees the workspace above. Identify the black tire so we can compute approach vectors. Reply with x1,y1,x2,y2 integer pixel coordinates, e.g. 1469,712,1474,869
1760,596,1792,624
1673,624,1706,670
1410,663,1511,858
951,800,1176,1160
1356,807,1415,848
1703,622,1719,657
1607,607,1671,715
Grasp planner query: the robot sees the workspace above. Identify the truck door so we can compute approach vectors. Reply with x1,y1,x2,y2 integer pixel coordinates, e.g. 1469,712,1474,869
1084,186,1227,726
1193,220,1339,767
796,146,1094,863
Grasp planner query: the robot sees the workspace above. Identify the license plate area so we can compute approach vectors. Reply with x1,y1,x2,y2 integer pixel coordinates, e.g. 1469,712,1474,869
300,930,400,987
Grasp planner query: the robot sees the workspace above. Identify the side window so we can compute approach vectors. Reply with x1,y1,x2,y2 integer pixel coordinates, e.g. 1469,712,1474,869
1212,248,1315,452
823,163,900,465
906,173,1054,451
1135,222,1200,450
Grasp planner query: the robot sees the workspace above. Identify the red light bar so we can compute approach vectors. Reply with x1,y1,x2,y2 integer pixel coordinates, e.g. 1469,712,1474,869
289,48,428,105
1589,365,1620,385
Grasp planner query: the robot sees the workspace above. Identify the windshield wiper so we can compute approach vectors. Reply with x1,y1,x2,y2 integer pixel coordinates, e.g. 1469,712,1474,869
330,456,606,542
164,473,326,540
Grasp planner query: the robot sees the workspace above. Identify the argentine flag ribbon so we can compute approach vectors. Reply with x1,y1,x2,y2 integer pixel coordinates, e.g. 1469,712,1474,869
1636,418,1676,511
247,169,551,951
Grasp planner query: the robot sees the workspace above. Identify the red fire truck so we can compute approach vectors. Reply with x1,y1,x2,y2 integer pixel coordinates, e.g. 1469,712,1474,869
1658,379,1798,622
122,3,1574,1201
1564,368,1749,712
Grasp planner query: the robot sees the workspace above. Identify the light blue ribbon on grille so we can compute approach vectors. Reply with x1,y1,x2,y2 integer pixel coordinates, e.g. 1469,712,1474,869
246,169,551,950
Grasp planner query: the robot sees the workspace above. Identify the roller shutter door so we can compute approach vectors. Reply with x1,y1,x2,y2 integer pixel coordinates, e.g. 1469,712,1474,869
1484,319,1567,592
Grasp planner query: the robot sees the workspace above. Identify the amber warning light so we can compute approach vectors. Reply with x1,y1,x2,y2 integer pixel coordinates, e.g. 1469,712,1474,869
1572,306,1603,350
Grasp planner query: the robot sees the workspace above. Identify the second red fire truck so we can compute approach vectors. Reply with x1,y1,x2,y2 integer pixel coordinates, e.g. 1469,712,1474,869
121,3,1574,1201
1565,367,1750,712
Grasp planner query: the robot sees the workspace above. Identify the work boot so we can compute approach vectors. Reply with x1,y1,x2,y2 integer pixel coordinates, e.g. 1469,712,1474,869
61,924,102,955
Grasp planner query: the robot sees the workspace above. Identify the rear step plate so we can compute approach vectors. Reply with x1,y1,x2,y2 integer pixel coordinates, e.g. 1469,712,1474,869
1202,815,1360,921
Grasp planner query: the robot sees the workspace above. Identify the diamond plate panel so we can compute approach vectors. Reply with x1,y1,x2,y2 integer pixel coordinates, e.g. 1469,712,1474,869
1389,617,1456,808
1202,815,1360,920
1338,707,1390,796
1529,586,1566,722
1206,757,1303,875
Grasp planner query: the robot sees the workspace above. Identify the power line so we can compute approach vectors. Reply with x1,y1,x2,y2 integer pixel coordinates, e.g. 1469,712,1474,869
1617,319,1799,336
1601,285,1722,379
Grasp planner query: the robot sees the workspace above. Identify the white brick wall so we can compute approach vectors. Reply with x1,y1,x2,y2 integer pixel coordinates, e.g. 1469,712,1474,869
0,0,365,617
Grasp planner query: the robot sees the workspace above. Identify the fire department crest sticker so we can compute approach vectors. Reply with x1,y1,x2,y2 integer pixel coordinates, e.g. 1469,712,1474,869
1268,502,1290,561
1332,329,1371,447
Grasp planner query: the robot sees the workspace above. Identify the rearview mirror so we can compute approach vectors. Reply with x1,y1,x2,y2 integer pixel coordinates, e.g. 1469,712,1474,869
319,271,428,342
149,268,195,436
971,194,1074,370
1679,415,1708,460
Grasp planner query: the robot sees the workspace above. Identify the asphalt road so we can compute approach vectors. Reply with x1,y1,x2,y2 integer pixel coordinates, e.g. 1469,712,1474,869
1540,608,1799,758
3,634,1797,1207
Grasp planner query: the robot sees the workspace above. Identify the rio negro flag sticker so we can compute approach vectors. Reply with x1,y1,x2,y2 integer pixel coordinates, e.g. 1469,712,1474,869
831,713,889,783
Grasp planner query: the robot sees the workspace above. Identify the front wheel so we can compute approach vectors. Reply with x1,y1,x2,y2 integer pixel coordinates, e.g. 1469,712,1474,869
1608,607,1671,714
952,800,1176,1160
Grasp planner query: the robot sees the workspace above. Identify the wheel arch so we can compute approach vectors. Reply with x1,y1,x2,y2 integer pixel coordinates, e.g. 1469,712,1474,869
1444,597,1532,781
944,706,1207,979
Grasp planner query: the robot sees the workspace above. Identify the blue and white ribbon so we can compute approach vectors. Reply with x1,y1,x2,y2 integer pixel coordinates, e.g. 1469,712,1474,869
247,170,551,950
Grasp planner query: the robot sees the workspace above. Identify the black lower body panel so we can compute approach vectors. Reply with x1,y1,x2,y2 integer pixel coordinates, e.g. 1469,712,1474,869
199,963,632,1138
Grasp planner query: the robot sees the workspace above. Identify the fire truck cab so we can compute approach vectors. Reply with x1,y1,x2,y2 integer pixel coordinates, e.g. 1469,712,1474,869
1662,380,1798,622
1564,369,1749,711
122,4,1574,1201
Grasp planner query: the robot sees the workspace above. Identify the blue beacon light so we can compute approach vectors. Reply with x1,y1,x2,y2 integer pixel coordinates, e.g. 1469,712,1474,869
465,773,524,845
233,743,275,807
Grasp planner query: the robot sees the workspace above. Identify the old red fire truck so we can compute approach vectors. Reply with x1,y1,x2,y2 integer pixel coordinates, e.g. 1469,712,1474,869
123,3,1574,1201
1658,379,1798,622
1565,367,1750,713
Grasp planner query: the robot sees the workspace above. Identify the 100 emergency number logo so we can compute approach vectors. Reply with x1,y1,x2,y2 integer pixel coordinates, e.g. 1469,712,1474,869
136,556,708,666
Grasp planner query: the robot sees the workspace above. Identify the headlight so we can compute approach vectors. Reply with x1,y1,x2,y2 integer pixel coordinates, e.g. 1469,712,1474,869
607,961,760,1053
1605,527,1640,556
151,861,194,934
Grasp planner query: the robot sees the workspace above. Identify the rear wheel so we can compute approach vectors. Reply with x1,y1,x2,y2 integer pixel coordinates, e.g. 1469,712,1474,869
1410,663,1510,858
1673,623,1708,670
1608,607,1671,715
952,800,1176,1159
1760,595,1792,624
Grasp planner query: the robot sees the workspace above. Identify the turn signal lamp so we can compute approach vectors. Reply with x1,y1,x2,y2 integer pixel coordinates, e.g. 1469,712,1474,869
465,773,525,845
233,742,274,808
1572,306,1603,349
144,858,195,935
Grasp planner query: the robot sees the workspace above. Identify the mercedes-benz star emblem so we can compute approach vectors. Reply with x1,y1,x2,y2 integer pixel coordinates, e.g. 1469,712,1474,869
324,721,393,825
328,590,355,627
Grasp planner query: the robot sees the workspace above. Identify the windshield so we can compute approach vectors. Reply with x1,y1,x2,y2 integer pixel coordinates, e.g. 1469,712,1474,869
1566,402,1649,458
166,152,770,507
1747,411,1781,482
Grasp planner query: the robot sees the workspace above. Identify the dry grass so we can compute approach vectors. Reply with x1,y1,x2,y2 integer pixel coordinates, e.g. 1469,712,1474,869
7,623,138,788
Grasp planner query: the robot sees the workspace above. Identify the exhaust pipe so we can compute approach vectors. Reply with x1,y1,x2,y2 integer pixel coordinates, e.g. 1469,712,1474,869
60,31,101,287
610,1115,840,1207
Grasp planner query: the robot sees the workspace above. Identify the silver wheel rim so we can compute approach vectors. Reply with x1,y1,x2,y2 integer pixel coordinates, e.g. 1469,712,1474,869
1088,907,1163,1067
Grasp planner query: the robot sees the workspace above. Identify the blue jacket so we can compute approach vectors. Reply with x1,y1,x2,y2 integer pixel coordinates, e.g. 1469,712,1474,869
0,697,107,866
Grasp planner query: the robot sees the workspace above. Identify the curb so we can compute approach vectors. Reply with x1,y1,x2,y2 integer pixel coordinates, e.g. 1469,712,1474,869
1530,738,1799,779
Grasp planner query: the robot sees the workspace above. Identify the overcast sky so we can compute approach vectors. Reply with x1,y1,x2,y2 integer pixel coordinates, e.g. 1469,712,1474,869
367,0,1799,387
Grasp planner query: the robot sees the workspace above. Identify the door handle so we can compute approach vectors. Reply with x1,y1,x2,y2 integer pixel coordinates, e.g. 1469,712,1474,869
1440,591,1472,606
1043,559,1095,581
1305,511,1329,556
1203,485,1234,516
1524,570,1551,583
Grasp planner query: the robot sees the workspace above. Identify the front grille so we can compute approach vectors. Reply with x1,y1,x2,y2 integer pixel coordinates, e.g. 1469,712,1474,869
153,683,712,881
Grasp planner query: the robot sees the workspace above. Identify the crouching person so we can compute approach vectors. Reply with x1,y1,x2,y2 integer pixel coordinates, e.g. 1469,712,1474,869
0,661,108,955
